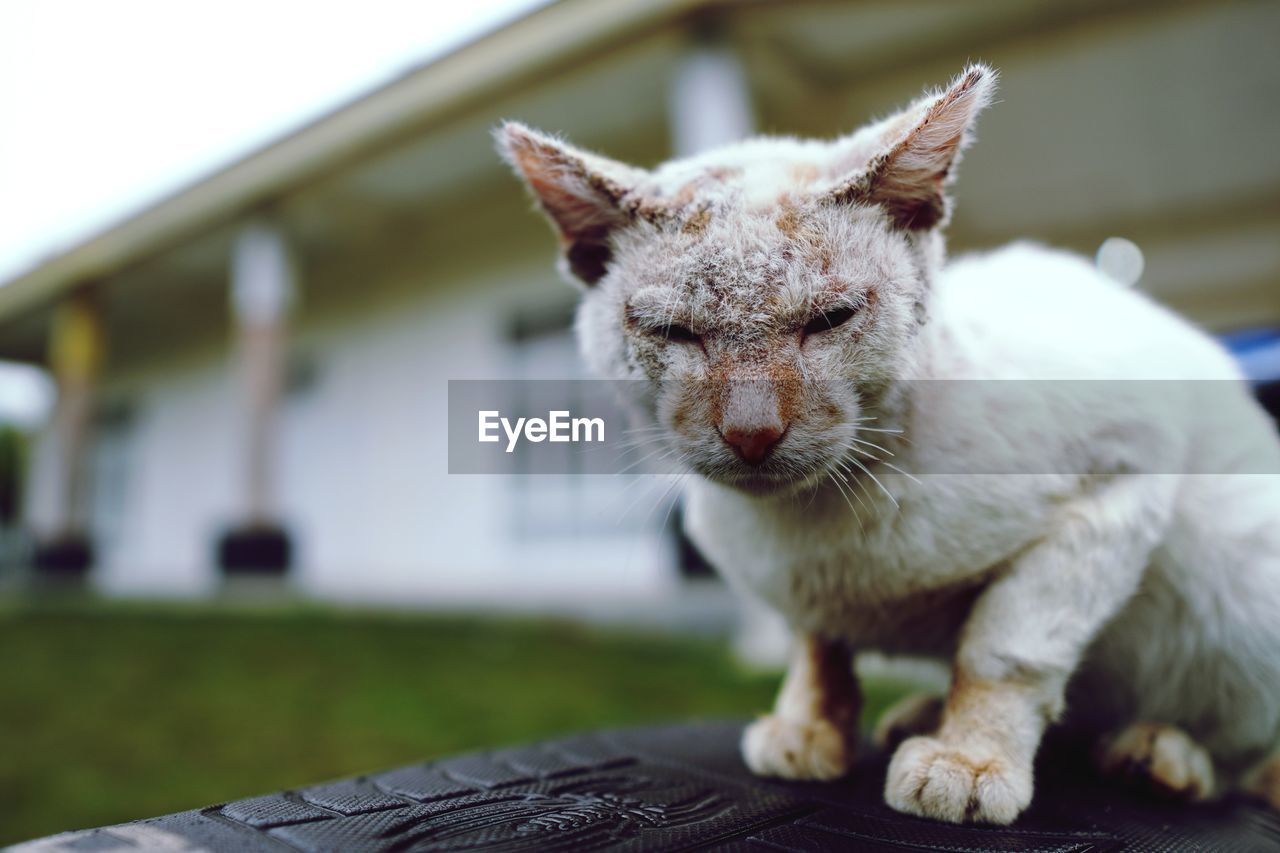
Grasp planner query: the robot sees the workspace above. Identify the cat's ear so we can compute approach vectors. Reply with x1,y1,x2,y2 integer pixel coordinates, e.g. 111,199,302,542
498,122,648,285
827,65,996,231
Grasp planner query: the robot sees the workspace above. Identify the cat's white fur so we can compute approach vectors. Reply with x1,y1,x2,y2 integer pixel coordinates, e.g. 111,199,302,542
499,65,1280,824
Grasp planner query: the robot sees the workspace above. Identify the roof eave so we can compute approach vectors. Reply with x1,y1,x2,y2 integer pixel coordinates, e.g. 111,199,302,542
0,0,713,322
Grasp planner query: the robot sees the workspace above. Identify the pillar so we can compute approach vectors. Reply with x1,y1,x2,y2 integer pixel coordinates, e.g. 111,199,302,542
32,287,104,578
668,32,755,158
217,219,295,577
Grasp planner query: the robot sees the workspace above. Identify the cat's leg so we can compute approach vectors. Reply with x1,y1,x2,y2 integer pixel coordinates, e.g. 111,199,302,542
1241,753,1280,810
1094,722,1215,800
742,634,860,781
884,476,1173,824
873,693,944,752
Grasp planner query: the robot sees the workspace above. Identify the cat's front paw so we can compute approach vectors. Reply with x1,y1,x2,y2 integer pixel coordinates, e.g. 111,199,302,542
884,735,1032,824
741,715,856,781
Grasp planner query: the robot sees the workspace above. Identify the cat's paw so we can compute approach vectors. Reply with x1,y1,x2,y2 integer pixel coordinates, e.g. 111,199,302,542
885,735,1032,824
1241,753,1280,811
741,715,856,781
1095,722,1214,800
872,693,944,752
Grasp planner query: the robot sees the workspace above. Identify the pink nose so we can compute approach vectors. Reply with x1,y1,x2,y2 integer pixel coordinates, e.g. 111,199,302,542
721,425,784,465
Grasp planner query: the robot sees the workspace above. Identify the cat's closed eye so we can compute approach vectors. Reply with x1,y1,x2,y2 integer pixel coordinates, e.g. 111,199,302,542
623,299,700,345
802,306,858,337
659,323,700,345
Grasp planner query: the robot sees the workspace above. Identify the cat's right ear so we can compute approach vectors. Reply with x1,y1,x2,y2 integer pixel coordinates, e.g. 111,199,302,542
497,122,645,286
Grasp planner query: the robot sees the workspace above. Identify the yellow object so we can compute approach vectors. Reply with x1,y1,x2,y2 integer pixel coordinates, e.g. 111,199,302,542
49,291,104,382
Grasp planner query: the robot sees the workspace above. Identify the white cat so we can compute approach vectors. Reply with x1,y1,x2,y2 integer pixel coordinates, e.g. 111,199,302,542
498,65,1280,824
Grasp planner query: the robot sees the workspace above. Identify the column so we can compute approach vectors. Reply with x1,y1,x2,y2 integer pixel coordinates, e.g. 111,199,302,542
668,32,755,158
217,219,295,577
33,287,104,578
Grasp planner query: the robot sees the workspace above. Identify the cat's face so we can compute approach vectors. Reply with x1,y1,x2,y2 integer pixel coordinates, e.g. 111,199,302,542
577,197,925,495
501,66,994,494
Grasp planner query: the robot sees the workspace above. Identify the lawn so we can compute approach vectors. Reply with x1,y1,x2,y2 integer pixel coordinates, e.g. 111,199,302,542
0,602,911,845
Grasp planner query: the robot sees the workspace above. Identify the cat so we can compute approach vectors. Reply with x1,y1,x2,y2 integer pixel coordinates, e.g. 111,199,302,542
497,64,1280,824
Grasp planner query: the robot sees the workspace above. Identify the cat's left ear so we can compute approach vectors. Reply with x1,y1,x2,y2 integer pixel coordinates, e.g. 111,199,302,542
828,64,996,231
498,122,650,286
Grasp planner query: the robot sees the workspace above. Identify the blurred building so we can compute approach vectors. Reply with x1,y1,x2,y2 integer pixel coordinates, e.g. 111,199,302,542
0,0,1276,609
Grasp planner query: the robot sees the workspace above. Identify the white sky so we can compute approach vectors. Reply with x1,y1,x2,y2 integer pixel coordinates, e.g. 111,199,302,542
0,0,546,423
0,0,548,285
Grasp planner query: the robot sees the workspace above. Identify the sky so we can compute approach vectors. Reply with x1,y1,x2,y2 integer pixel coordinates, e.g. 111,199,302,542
0,0,547,422
0,0,547,284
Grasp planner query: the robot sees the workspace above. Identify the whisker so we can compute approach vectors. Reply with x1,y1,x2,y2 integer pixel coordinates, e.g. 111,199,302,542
622,424,669,436
616,448,689,522
615,442,682,475
616,450,684,499
616,477,661,525
845,454,899,509
880,460,922,485
642,471,688,530
848,445,882,462
615,437,669,456
618,470,679,525
848,435,894,457
827,468,865,534
656,474,691,534
832,458,875,518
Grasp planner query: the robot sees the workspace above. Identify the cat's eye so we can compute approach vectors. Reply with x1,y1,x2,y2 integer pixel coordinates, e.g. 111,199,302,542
659,323,700,345
803,306,858,336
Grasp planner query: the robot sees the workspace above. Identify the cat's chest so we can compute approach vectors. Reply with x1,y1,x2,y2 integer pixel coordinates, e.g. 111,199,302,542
753,540,990,651
683,475,1039,648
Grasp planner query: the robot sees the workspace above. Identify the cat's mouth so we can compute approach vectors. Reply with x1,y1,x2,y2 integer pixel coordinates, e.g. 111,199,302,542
689,453,820,496
726,472,806,495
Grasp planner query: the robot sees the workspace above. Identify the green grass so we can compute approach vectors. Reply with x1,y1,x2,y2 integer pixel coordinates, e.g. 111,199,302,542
0,602,911,845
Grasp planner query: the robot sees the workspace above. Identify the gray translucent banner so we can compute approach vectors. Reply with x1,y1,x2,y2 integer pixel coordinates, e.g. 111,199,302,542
447,380,1280,475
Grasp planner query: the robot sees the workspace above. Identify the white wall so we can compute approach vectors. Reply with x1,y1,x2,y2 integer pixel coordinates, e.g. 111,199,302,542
47,258,680,609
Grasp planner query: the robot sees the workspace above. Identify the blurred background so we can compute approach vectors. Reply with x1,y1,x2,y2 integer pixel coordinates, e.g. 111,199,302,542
1,0,1278,842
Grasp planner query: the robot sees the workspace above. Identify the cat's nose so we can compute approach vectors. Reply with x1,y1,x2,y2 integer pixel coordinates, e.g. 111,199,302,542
721,424,785,465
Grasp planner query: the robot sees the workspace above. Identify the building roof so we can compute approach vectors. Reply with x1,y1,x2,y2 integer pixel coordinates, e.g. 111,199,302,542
0,0,710,326
3,0,1277,363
